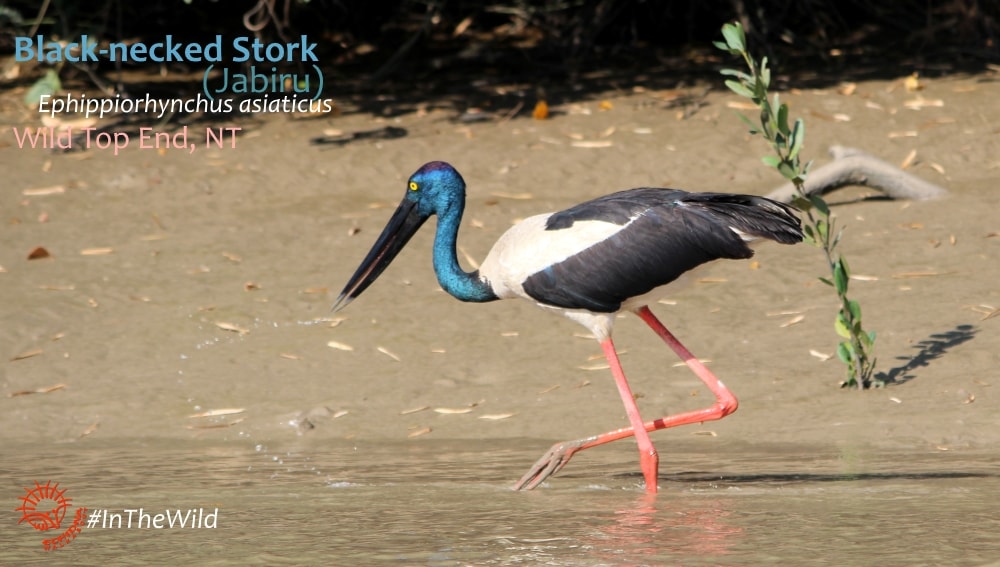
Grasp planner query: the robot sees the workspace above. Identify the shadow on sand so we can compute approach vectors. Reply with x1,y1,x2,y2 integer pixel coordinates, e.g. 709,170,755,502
876,324,978,386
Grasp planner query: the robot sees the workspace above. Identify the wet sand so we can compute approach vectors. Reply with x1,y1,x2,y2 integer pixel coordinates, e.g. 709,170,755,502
2,71,998,486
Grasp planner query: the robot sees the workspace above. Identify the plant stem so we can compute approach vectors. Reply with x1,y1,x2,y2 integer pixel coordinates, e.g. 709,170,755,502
715,22,877,388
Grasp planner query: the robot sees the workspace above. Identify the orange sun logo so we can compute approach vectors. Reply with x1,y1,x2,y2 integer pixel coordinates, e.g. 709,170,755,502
15,480,87,550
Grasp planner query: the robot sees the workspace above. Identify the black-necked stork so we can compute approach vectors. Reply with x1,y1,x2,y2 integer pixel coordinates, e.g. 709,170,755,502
333,161,802,493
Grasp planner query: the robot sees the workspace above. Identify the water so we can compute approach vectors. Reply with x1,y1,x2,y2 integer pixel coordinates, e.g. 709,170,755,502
4,439,998,565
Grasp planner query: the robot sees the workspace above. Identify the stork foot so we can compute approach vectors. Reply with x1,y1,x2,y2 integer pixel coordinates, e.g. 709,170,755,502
513,439,587,490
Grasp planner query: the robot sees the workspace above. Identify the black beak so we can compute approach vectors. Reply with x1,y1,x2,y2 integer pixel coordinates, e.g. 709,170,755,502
332,198,428,312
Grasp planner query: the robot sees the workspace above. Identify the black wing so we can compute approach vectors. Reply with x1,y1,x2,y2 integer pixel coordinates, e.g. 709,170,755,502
521,188,802,312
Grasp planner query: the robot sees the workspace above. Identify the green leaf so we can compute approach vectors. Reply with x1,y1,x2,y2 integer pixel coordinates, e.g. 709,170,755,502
761,155,781,168
776,99,790,137
840,255,852,278
721,22,746,52
835,312,851,338
760,57,770,89
818,276,834,287
833,258,849,294
712,40,735,52
777,161,798,181
816,218,828,240
760,110,773,138
848,299,862,322
789,118,805,159
808,194,830,216
724,79,755,99
801,224,816,245
836,342,853,364
720,68,751,81
859,329,874,348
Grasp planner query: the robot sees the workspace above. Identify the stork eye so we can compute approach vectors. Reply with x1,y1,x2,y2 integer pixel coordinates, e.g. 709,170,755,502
409,181,419,191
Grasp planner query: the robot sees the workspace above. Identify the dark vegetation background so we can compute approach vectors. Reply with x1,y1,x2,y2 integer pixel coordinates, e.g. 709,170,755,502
2,0,999,108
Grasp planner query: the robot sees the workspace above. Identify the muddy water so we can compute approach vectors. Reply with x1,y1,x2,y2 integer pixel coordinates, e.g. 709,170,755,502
5,438,998,565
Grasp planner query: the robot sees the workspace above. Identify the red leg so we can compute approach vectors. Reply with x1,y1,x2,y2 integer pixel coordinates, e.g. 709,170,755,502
513,305,738,490
602,337,659,492
634,305,739,426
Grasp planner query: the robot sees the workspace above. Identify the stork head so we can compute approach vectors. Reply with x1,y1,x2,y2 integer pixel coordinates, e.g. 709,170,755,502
332,161,466,312
404,161,466,217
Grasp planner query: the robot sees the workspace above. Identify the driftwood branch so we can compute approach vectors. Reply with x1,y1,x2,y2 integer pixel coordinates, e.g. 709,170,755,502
765,146,949,203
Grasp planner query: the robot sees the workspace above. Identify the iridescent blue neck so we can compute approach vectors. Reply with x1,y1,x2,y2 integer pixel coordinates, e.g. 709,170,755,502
432,199,497,303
